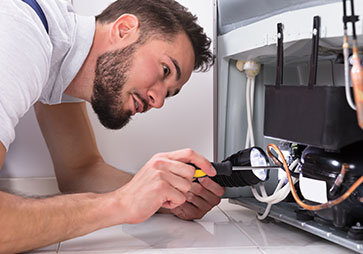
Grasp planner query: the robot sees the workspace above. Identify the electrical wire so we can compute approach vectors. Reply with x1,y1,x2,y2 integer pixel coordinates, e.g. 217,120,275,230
245,77,256,148
267,143,363,211
239,60,282,220
251,159,300,220
350,0,357,41
245,78,254,147
236,60,260,148
252,160,299,204
243,60,260,148
237,60,281,219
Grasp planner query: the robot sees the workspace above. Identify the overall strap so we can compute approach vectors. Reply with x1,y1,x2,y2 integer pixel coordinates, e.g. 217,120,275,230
21,0,49,33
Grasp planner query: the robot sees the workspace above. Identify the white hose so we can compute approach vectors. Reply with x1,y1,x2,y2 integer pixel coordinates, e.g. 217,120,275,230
237,60,275,220
250,77,255,113
251,159,300,220
343,33,356,111
249,78,255,146
245,77,257,147
245,78,252,148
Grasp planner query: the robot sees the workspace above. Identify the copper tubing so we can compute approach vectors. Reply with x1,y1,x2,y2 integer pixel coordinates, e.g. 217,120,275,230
351,45,363,129
267,143,363,211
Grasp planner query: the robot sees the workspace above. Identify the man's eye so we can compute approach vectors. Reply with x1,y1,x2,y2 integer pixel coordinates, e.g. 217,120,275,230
163,64,170,77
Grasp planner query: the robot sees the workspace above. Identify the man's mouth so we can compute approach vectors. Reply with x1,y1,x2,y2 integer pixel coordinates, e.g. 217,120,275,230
132,93,146,114
135,100,139,112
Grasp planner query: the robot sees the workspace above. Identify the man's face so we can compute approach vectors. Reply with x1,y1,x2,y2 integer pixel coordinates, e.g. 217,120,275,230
91,32,195,129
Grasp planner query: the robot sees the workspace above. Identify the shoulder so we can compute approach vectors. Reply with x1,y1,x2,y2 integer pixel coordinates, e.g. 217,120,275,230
0,5,52,97
0,0,52,72
0,1,54,150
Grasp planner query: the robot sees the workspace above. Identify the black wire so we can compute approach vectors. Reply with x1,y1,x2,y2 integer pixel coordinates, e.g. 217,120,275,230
343,0,348,29
289,169,300,178
350,0,357,40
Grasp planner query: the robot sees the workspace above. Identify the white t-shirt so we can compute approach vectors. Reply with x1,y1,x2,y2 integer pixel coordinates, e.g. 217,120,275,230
0,0,95,151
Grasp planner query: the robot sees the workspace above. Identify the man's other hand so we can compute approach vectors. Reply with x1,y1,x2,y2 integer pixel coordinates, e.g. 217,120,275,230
170,177,225,220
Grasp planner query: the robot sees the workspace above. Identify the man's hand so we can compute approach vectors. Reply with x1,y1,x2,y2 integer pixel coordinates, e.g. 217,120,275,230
113,149,216,225
170,177,225,220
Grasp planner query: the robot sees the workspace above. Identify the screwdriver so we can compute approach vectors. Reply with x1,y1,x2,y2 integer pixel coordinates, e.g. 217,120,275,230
193,161,282,178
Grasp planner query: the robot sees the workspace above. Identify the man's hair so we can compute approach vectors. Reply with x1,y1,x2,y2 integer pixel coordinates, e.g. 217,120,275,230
96,0,215,72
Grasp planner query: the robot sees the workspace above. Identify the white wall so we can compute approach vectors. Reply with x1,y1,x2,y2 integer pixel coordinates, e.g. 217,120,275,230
0,0,215,178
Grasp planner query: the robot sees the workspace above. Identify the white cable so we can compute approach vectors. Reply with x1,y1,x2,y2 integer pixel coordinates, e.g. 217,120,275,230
245,78,252,148
236,60,260,149
256,181,270,220
257,203,272,220
237,60,272,219
251,159,299,203
250,77,256,114
249,77,255,146
251,185,270,220
245,77,256,148
240,60,269,218
238,60,301,220
344,46,357,110
259,182,268,197
251,159,300,220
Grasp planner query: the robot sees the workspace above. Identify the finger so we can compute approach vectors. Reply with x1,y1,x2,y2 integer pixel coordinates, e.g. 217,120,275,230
159,167,193,193
166,160,196,181
160,183,186,209
165,149,216,176
172,202,201,220
185,192,213,212
198,177,225,197
150,155,195,181
170,206,187,219
189,182,221,207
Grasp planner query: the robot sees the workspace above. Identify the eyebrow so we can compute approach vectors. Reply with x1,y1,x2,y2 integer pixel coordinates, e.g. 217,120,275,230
170,57,181,81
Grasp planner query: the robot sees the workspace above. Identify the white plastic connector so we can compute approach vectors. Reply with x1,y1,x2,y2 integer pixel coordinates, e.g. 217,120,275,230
235,60,261,78
243,60,261,79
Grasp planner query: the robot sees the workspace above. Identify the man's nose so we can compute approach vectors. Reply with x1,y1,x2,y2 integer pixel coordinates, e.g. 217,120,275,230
147,89,165,109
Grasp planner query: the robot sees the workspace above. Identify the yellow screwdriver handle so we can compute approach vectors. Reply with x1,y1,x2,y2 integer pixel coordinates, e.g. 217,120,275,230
194,169,207,178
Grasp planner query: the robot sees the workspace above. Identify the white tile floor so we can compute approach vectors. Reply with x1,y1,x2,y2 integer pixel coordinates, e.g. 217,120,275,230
27,199,357,254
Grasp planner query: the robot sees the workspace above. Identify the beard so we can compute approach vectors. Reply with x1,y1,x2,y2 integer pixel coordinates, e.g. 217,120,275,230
91,43,137,130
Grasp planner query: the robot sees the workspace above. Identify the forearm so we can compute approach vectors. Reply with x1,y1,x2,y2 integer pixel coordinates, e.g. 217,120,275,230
56,160,133,194
0,190,120,254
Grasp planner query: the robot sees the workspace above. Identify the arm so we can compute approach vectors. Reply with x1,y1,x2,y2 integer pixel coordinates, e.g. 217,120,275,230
35,101,225,219
36,101,225,221
0,138,216,253
0,141,120,253
34,101,133,193
0,186,118,254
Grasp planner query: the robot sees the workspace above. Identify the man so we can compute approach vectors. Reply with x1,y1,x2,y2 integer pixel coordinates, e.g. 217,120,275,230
0,0,225,253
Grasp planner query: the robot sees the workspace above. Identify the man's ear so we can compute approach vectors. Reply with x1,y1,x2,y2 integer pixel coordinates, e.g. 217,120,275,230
110,14,139,44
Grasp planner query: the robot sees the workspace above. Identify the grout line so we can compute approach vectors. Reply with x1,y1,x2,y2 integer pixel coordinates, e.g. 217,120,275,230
56,246,265,254
257,246,267,254
217,205,260,247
